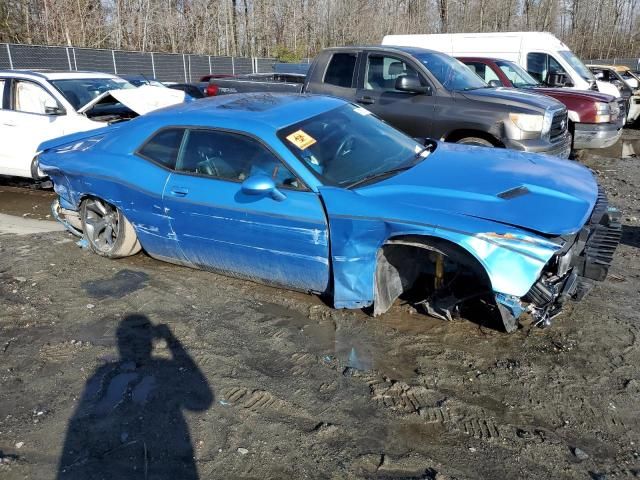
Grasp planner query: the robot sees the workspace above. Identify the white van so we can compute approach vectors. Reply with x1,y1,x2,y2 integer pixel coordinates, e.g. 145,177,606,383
381,32,621,98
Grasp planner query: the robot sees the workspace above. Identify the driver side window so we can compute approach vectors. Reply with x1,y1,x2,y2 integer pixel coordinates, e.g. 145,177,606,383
14,80,59,115
178,129,302,189
527,53,566,83
364,55,422,91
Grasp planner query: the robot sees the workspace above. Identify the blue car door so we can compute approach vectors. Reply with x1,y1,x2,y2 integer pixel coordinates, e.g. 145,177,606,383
161,127,330,293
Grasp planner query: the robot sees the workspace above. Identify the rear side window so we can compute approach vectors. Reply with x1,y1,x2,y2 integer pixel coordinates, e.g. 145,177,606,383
464,62,500,83
324,53,357,88
137,128,185,169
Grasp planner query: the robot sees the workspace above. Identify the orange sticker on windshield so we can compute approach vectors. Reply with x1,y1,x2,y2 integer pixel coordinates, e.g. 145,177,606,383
286,130,317,150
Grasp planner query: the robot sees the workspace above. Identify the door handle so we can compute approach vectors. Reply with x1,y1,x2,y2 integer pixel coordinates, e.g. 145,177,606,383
169,187,189,197
2,122,16,127
356,96,375,105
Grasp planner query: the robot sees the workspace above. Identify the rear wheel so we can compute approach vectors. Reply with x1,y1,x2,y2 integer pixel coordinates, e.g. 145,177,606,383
455,137,495,147
80,198,141,258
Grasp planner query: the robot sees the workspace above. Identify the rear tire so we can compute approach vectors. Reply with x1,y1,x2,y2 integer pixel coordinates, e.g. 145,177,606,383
80,198,141,258
455,137,495,147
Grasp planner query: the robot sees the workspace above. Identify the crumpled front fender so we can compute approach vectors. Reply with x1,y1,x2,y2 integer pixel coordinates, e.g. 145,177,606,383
320,187,562,311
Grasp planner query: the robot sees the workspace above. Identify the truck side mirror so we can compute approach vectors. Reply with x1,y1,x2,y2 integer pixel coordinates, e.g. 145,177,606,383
488,79,502,88
395,75,431,95
44,98,65,116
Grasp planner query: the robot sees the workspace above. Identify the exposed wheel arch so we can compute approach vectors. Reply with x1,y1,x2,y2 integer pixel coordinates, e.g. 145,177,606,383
373,235,493,316
443,129,504,148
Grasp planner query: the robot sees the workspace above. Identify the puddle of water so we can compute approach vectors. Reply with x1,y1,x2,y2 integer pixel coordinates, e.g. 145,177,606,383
256,301,425,381
81,269,149,299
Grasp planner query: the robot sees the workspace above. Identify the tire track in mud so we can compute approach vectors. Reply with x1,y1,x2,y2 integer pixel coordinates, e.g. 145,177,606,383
219,385,322,432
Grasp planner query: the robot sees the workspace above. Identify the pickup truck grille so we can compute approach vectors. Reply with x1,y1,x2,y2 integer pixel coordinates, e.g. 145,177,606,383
550,110,568,141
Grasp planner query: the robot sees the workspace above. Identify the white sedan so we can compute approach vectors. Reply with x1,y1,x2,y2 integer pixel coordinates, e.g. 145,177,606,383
0,70,187,180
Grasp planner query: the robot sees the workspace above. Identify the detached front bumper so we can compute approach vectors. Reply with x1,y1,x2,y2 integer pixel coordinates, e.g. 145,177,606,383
496,185,622,331
505,131,572,159
573,122,622,150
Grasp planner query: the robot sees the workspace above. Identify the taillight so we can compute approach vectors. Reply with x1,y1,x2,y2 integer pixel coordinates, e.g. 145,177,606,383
206,84,219,96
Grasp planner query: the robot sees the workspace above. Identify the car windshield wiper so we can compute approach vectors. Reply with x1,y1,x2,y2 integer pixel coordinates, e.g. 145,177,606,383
346,146,432,189
345,165,414,189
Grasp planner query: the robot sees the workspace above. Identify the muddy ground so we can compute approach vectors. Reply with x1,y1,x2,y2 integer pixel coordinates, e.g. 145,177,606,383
1,130,639,480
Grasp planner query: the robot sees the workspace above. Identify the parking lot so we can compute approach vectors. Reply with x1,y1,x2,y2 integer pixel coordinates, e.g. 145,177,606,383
1,129,639,479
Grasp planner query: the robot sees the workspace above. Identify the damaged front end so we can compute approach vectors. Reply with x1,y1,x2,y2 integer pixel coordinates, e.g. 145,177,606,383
497,186,622,332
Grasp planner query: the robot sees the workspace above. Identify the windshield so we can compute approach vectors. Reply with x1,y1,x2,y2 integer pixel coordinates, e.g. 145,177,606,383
51,78,135,110
278,104,428,188
414,52,487,91
558,51,595,82
496,60,540,88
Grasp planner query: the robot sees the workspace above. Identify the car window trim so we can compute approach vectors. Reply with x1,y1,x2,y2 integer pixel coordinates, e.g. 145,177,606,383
175,126,310,192
137,125,310,192
10,78,66,116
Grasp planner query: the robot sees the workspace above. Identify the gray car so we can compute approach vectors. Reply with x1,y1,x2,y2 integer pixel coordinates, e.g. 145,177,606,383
304,46,572,157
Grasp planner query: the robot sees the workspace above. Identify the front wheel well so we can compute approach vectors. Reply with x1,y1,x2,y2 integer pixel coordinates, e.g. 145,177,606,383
374,235,498,323
443,129,504,147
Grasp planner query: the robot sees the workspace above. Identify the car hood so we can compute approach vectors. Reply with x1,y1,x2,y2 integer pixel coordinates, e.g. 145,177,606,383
459,87,563,111
532,87,615,103
356,142,598,236
77,85,187,115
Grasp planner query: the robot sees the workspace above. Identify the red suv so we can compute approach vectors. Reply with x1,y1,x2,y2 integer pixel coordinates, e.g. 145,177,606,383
458,57,625,150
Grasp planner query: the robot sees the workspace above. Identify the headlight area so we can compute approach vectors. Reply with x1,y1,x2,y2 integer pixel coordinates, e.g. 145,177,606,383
520,186,622,327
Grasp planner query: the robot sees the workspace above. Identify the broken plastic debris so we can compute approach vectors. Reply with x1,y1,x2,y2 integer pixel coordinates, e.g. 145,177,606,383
218,400,230,406
76,238,89,249
237,448,249,455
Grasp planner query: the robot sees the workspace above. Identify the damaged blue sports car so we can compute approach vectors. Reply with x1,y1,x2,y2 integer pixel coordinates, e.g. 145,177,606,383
37,93,621,332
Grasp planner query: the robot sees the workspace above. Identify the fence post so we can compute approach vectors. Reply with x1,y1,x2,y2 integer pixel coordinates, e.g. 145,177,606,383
208,56,212,74
231,57,235,75
72,48,77,70
112,50,117,74
182,54,187,82
65,47,72,70
6,44,13,69
151,52,156,78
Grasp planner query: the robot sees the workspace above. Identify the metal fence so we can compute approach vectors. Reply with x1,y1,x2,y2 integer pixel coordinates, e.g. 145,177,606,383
587,58,640,70
0,43,277,82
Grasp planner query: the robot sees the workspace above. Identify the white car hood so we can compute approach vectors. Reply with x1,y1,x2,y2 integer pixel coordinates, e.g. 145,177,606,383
77,85,187,115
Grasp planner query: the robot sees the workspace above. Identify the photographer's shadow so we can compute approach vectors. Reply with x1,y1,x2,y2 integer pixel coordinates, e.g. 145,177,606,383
58,314,213,479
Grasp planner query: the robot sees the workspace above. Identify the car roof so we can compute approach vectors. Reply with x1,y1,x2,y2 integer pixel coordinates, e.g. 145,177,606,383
323,45,441,56
0,69,120,80
587,64,617,70
143,93,346,130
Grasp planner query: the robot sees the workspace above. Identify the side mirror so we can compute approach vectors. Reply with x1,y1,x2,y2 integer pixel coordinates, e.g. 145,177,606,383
488,79,502,88
395,75,431,94
241,174,286,201
44,98,65,116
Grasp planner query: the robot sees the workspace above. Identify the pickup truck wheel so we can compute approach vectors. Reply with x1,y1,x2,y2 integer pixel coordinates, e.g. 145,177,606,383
455,137,495,147
81,198,141,259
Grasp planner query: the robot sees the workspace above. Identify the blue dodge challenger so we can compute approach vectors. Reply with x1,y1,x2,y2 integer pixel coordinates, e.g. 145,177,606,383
37,93,621,332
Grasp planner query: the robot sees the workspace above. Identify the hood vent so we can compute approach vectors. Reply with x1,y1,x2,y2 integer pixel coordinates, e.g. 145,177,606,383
497,186,530,200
